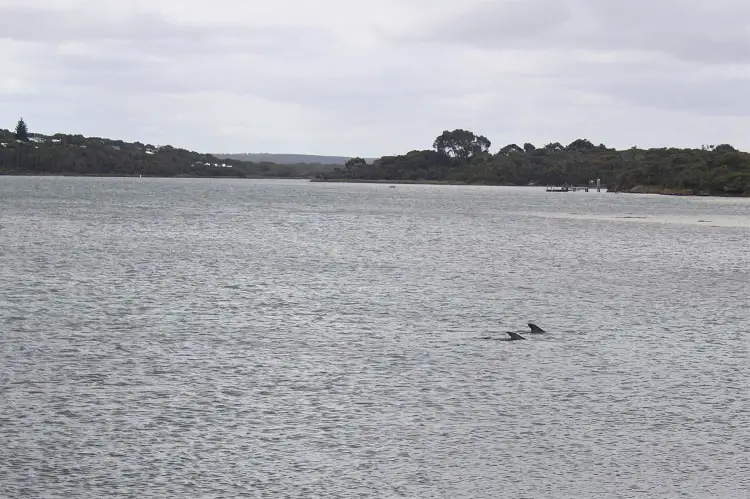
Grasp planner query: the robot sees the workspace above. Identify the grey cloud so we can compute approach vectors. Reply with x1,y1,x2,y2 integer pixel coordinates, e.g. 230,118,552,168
403,0,572,49
0,5,335,60
5,0,750,155
398,0,750,118
0,6,199,42
143,25,335,59
2,4,339,102
33,31,466,121
572,67,750,117
541,49,750,117
411,0,750,64
581,1,750,64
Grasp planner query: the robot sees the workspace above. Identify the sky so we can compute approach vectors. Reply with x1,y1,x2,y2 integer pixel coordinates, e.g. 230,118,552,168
2,0,750,157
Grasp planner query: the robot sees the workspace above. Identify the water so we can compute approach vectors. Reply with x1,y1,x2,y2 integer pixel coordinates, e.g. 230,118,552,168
1,177,748,498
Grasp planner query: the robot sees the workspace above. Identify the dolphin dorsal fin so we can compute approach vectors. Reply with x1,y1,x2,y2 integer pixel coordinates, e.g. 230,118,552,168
528,323,545,333
506,331,526,340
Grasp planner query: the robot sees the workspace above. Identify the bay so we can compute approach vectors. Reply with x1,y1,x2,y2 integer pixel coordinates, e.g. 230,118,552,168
1,177,748,498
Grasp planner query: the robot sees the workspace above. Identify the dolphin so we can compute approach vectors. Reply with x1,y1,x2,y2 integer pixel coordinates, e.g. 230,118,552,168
505,331,527,341
478,331,526,341
527,323,546,334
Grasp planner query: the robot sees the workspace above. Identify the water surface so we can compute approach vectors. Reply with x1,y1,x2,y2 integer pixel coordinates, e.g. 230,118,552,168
1,177,748,498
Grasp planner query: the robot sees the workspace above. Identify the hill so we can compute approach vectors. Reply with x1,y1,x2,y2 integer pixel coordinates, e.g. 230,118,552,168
0,128,340,178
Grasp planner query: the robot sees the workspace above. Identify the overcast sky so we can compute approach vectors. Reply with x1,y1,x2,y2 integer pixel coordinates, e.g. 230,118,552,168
2,0,750,157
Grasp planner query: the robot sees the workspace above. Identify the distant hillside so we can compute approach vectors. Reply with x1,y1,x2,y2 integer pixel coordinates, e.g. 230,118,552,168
214,153,376,165
0,128,340,178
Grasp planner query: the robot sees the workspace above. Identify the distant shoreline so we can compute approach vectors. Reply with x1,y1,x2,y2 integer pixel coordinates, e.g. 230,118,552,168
310,178,750,197
311,177,601,189
0,172,313,180
5,128,748,197
309,178,471,185
3,173,748,197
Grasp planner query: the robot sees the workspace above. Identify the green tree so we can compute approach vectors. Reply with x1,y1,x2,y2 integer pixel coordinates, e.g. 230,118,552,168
15,117,29,142
497,143,524,156
342,157,367,177
345,157,367,169
566,138,597,151
433,129,491,159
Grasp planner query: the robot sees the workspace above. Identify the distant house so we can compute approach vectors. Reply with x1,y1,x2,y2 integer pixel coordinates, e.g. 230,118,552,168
188,161,232,168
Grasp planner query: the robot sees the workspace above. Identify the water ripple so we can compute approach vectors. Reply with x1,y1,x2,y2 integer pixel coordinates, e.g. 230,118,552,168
1,178,748,498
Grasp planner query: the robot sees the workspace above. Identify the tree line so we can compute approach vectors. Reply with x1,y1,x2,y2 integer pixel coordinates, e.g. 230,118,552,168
319,129,750,196
3,120,749,196
0,119,339,179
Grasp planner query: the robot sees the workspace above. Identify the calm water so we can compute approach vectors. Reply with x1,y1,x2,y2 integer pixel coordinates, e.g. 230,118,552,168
1,177,748,498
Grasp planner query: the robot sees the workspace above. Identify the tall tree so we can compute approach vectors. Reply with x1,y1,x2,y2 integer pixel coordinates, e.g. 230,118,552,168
433,129,491,159
343,157,367,177
15,117,29,142
344,157,367,169
497,143,524,156
566,138,597,151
